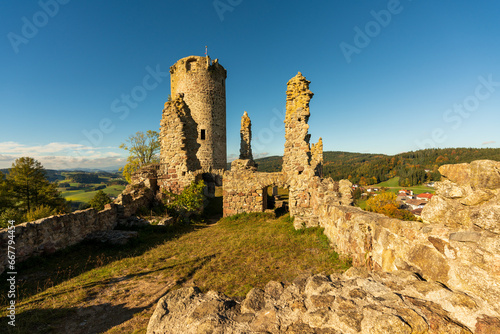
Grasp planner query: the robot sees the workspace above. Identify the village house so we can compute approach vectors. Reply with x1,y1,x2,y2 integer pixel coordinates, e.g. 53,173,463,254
404,199,428,211
416,192,433,201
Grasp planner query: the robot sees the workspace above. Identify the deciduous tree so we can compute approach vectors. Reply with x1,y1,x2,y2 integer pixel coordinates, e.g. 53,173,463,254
119,130,160,183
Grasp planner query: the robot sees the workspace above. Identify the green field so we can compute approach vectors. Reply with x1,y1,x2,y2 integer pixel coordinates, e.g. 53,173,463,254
355,177,435,209
62,185,126,203
370,177,435,194
57,171,126,205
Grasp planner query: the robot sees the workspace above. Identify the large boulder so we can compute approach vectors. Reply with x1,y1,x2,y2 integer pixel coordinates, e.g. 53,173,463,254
439,160,500,189
422,160,500,233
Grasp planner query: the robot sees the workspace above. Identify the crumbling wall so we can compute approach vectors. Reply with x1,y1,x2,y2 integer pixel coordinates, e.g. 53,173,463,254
239,111,253,160
0,171,157,275
314,160,500,318
158,93,200,194
222,74,351,220
421,159,500,234
223,169,286,216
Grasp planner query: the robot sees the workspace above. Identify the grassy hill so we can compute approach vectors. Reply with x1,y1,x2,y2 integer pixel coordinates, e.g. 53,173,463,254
56,171,127,209
0,213,350,333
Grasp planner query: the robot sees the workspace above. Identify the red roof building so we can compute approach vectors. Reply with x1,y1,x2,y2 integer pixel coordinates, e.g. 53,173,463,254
417,193,433,201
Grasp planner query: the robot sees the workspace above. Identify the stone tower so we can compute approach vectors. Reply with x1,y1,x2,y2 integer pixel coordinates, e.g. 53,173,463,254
169,56,227,170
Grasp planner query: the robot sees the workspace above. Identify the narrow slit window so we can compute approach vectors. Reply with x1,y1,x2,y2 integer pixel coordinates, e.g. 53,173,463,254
201,129,206,140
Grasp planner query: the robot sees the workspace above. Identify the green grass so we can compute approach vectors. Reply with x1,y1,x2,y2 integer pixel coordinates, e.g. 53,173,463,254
370,177,435,195
62,185,126,203
0,213,351,333
375,177,400,188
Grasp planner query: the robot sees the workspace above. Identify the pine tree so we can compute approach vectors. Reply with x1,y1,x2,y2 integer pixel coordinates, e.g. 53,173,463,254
89,190,112,211
7,157,67,215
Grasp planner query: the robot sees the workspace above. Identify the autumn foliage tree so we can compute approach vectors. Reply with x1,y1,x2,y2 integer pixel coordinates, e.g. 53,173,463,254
119,130,160,183
365,191,416,221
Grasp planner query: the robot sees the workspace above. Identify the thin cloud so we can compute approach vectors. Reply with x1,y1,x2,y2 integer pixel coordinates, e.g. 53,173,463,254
0,141,126,169
482,140,496,145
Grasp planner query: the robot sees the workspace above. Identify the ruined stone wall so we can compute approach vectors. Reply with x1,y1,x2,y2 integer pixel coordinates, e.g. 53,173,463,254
312,160,500,320
282,72,317,179
158,94,200,194
0,174,157,275
169,56,226,170
223,167,286,216
282,72,330,226
131,163,159,193
421,159,500,234
239,111,252,160
222,73,352,222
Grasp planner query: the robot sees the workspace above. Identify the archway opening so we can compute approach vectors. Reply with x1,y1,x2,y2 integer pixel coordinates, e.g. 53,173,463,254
264,186,289,216
201,172,223,219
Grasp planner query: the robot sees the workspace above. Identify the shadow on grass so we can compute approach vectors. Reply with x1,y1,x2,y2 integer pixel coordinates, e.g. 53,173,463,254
0,222,209,307
0,252,220,334
1,302,147,334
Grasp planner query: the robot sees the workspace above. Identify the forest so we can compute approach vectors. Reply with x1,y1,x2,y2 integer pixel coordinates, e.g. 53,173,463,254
256,148,500,186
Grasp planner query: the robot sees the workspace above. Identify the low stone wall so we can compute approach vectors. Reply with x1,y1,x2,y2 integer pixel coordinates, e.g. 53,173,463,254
313,160,500,320
223,166,286,216
318,205,500,317
0,187,155,275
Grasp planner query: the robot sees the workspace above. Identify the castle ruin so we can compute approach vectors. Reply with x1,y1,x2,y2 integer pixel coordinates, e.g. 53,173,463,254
158,56,226,195
157,56,351,223
1,55,499,332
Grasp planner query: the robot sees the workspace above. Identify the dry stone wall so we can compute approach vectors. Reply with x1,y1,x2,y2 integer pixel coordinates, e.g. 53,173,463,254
0,174,157,275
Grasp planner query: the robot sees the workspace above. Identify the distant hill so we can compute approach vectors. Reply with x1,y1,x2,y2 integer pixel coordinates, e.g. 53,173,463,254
1,169,122,183
254,148,500,187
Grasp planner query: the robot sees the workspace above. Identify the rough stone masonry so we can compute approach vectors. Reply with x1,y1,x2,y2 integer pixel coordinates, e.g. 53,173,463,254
146,56,500,333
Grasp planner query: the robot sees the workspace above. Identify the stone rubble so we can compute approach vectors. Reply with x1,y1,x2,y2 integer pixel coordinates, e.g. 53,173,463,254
147,268,499,333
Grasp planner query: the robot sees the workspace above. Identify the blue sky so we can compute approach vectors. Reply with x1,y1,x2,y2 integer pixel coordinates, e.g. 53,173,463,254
1,0,499,169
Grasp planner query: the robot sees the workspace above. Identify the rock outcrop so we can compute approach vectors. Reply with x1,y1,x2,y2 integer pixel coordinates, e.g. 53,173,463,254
422,160,500,234
147,269,499,333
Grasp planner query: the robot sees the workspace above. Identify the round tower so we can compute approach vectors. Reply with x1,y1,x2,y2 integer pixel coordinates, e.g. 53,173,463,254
169,55,227,170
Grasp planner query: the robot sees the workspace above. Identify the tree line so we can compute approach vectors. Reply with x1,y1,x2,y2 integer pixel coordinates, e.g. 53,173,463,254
256,148,500,186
